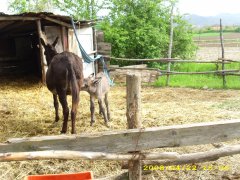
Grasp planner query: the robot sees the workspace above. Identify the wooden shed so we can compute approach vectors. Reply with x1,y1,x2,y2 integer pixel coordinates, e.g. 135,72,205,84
0,12,97,82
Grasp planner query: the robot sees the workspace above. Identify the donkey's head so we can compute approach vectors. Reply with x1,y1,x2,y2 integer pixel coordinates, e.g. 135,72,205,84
81,73,103,93
40,37,59,66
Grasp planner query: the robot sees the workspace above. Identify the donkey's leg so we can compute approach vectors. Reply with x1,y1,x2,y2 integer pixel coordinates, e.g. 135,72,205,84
90,96,95,126
104,93,110,121
71,94,79,134
53,94,60,122
98,101,102,115
98,97,109,127
57,89,69,134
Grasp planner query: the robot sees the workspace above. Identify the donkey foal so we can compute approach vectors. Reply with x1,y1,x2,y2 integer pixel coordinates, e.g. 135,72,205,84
82,72,110,127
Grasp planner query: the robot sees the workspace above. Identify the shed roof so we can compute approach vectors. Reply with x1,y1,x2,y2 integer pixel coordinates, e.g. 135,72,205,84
0,12,96,37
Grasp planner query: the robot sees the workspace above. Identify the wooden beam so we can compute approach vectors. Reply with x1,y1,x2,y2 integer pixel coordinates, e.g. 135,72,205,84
1,119,240,154
104,57,180,62
0,151,179,162
0,21,34,35
122,144,240,168
0,16,39,21
36,20,46,83
104,57,229,63
160,69,240,75
41,15,72,28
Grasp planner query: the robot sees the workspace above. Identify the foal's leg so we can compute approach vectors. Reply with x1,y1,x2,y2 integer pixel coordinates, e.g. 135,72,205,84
104,93,110,121
98,97,109,127
53,94,60,122
57,88,69,134
90,96,95,126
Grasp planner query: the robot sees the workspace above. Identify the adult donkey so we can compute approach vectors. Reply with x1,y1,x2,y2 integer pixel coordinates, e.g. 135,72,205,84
40,37,83,134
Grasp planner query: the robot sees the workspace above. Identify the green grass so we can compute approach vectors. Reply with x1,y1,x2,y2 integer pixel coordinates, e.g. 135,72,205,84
154,62,240,89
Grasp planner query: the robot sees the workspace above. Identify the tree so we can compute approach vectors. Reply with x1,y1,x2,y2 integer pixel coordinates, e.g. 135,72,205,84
8,0,105,20
9,0,54,13
52,0,106,20
99,0,196,62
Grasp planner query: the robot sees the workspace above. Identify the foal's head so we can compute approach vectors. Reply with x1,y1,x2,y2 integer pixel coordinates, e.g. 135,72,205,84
40,37,59,66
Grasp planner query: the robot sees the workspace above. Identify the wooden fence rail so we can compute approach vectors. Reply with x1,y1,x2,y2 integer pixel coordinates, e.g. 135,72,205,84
105,56,229,63
1,144,240,165
106,55,240,86
1,119,240,154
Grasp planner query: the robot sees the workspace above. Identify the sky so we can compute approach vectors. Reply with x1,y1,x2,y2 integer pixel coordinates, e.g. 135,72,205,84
1,0,240,17
178,0,240,16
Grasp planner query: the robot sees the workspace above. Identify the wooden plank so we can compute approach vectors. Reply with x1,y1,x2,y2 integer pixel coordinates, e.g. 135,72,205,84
1,119,240,153
97,42,111,51
96,31,104,42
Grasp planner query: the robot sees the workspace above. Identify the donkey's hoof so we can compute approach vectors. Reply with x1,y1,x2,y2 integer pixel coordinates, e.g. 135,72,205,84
55,116,60,122
105,122,110,128
90,121,95,126
60,130,67,134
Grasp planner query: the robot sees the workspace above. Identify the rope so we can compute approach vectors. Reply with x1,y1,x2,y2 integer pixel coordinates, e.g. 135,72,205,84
70,17,114,86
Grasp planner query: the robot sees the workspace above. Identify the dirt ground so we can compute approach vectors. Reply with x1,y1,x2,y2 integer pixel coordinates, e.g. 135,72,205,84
0,76,240,179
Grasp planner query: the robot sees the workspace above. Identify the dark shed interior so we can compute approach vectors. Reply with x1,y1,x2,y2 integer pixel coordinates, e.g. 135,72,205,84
0,12,94,80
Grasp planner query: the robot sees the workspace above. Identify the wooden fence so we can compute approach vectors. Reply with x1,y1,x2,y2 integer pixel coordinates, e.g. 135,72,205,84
1,74,240,179
105,56,240,87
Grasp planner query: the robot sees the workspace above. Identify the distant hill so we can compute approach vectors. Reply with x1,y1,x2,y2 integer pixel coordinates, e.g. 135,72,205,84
184,13,240,27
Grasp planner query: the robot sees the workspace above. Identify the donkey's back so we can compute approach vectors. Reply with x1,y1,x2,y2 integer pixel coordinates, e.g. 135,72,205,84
46,51,83,95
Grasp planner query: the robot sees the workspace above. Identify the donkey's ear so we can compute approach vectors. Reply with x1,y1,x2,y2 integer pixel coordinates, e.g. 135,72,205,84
52,37,59,47
93,77,102,86
40,38,46,47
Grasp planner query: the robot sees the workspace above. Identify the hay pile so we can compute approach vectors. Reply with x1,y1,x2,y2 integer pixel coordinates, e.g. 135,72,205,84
0,76,240,179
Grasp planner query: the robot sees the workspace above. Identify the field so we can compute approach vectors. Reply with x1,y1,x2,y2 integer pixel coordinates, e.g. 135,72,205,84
1,76,240,179
155,32,240,89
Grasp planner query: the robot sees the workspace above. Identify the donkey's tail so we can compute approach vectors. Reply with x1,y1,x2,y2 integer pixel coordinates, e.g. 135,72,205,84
67,62,79,103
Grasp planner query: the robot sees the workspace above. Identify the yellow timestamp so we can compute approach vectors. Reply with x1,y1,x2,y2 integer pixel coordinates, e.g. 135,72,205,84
143,164,230,171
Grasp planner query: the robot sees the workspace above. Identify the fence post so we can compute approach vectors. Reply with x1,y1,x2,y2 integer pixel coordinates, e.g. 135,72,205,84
126,74,142,180
220,19,226,87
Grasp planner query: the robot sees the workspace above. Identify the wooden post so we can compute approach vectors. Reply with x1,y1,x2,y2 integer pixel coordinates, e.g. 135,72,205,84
166,3,174,86
36,20,46,83
93,28,98,74
220,19,226,87
61,26,68,51
126,74,142,180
